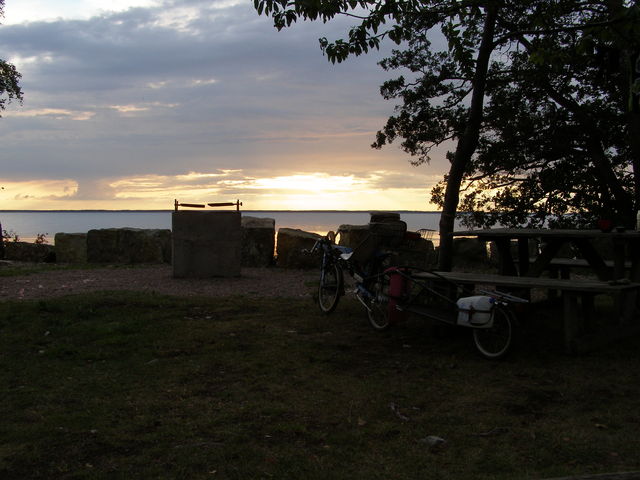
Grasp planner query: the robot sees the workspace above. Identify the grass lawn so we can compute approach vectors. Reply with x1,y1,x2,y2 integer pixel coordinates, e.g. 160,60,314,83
1,290,639,479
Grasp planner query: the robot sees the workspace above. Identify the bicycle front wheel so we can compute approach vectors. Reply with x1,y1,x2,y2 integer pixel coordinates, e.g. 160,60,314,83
365,272,391,331
318,262,343,314
472,306,517,360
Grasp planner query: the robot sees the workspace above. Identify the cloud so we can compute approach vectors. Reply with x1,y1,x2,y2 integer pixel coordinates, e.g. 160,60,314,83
0,178,79,202
10,108,95,121
0,0,445,210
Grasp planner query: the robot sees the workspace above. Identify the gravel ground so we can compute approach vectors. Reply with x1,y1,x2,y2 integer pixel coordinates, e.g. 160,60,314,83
0,264,318,301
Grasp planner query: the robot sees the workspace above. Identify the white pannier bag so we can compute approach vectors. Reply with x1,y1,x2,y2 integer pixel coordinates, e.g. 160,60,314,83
456,295,495,328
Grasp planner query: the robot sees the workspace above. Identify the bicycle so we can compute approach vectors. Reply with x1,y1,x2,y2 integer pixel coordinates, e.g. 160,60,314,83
308,233,391,324
307,232,527,360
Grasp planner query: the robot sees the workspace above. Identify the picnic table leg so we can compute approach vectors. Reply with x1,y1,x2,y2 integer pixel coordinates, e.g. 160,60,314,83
517,238,530,276
581,293,595,333
563,292,581,354
494,238,517,276
613,237,627,280
619,289,639,323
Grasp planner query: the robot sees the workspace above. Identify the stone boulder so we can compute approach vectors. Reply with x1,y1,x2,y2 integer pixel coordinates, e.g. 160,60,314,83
337,224,369,249
276,228,322,269
369,211,401,223
389,236,436,269
3,241,56,263
241,216,275,267
54,233,87,263
87,228,171,264
369,220,407,248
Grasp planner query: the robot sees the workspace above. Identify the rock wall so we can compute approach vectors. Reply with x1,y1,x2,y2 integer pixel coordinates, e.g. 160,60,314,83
3,242,56,263
87,228,171,264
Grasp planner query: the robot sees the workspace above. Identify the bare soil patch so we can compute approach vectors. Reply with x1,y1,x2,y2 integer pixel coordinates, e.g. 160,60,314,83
0,264,317,300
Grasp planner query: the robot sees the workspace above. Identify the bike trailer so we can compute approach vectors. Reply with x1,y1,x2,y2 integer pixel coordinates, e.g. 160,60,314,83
455,296,495,328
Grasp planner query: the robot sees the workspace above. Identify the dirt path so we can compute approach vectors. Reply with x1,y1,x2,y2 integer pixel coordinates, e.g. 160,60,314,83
0,264,317,301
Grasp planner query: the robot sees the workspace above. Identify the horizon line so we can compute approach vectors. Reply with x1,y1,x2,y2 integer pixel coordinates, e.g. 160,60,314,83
0,209,443,214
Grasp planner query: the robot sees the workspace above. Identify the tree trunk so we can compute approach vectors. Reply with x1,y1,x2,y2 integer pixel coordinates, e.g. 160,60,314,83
630,109,640,212
438,3,499,271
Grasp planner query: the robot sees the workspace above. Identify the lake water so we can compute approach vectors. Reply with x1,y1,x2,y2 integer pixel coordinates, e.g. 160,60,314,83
0,210,460,245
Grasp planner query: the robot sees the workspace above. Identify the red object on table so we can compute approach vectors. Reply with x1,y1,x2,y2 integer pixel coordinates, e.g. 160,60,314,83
597,219,613,233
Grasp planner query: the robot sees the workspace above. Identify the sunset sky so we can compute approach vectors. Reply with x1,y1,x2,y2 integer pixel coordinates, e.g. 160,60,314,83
0,0,449,211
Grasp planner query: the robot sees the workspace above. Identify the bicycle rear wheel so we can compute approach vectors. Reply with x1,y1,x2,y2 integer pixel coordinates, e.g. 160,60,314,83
365,271,391,331
472,306,517,360
318,262,343,314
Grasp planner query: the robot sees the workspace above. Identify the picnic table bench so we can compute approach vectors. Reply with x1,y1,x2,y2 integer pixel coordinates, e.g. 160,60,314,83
412,270,640,354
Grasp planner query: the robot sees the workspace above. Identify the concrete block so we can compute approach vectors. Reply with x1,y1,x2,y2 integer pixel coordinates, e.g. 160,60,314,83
87,228,170,264
337,224,369,249
54,233,87,263
369,211,401,223
241,216,275,267
369,220,407,248
276,228,321,269
4,242,56,263
172,211,241,277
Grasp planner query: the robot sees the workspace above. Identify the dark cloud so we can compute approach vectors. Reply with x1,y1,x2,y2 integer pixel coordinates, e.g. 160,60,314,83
0,0,439,206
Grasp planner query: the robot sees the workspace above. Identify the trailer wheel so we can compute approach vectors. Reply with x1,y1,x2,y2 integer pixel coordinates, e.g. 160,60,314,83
472,306,517,360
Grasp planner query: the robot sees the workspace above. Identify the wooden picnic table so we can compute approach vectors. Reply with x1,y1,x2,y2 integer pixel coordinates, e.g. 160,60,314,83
452,227,640,281
448,228,640,353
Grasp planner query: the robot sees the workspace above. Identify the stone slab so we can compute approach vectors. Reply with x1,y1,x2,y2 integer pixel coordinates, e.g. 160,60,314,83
241,216,275,267
172,211,241,277
276,228,321,269
3,242,56,263
54,233,87,263
87,228,170,264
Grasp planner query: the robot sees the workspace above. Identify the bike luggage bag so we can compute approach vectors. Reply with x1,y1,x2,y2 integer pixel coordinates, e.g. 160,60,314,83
456,296,495,328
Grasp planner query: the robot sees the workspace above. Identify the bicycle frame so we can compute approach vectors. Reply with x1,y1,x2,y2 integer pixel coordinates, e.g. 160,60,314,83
308,236,389,307
381,266,527,323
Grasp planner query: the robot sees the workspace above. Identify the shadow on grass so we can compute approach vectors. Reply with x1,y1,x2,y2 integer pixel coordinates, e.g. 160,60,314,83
1,291,639,479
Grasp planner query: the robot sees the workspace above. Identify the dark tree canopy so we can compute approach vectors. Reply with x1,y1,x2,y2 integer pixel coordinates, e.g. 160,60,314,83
0,0,22,115
257,0,510,268
375,1,640,228
257,1,640,268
